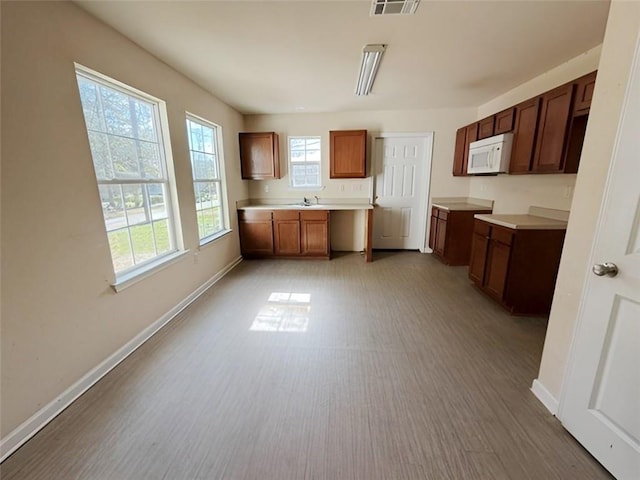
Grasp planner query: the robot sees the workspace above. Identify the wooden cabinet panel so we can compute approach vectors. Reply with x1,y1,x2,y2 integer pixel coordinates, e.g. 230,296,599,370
573,71,597,114
239,132,280,180
468,231,489,285
484,241,511,300
273,210,300,256
509,98,541,173
429,210,438,250
494,108,515,134
452,127,467,176
330,130,366,178
435,217,447,256
465,123,478,153
301,210,330,257
532,83,574,173
239,212,274,256
478,116,495,139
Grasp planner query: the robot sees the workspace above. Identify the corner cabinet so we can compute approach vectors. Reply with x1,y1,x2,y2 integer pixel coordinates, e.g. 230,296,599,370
239,132,281,180
239,209,330,259
329,130,367,178
468,219,566,315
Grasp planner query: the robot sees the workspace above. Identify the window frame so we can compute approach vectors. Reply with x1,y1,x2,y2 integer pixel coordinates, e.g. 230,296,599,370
75,64,184,288
287,136,322,190
185,113,230,246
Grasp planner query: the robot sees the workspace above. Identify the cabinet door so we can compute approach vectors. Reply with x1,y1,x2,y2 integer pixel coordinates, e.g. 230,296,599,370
478,116,495,139
484,240,511,300
301,210,329,256
469,221,490,285
273,210,300,255
532,83,574,173
330,130,366,178
573,71,597,114
465,123,478,164
435,217,447,256
452,127,467,176
509,97,541,173
429,209,438,249
274,220,301,255
239,132,280,180
494,108,515,134
239,220,274,255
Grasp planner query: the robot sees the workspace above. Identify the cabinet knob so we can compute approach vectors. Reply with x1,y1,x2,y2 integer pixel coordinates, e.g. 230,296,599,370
592,262,618,277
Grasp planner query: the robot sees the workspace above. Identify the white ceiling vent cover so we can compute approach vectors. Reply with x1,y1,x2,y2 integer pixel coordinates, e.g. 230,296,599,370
371,0,420,16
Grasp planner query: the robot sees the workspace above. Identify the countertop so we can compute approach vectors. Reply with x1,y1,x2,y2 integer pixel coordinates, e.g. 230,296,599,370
432,201,493,212
237,203,373,211
474,213,568,230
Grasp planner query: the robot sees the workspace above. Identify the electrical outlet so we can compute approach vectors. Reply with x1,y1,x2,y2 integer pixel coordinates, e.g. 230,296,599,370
340,184,345,192
193,252,199,264
264,184,270,193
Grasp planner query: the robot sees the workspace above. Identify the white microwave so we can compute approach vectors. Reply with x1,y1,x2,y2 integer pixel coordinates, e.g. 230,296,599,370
467,133,513,175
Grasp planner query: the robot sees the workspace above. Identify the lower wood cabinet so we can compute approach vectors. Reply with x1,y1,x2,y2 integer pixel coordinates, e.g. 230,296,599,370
239,209,330,259
429,206,492,266
273,210,301,255
238,210,274,256
468,219,566,315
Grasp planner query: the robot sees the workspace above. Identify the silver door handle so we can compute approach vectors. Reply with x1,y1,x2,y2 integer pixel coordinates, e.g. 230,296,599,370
592,262,618,277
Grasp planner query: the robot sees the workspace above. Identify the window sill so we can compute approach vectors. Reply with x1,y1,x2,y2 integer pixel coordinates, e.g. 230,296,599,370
112,250,190,293
199,229,232,248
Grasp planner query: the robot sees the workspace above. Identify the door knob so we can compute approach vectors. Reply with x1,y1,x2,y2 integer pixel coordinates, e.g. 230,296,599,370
592,262,619,277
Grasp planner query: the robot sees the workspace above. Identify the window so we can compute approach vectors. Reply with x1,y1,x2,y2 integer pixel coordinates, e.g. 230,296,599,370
76,67,180,279
288,136,321,188
186,115,227,243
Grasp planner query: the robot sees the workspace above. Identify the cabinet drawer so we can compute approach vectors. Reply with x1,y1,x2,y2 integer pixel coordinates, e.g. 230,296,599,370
300,210,328,221
490,225,513,245
437,209,449,220
273,210,300,221
239,210,272,221
474,220,491,236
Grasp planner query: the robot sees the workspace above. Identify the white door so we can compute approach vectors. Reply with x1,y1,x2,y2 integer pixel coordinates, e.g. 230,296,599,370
560,35,640,480
372,135,431,250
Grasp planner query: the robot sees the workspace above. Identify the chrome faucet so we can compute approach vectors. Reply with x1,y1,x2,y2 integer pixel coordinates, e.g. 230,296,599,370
314,196,320,205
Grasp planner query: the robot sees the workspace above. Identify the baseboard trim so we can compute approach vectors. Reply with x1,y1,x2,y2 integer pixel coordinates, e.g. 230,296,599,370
0,256,242,463
531,378,559,416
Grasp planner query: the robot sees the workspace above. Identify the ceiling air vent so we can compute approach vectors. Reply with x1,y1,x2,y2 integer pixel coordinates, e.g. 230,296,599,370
371,0,420,16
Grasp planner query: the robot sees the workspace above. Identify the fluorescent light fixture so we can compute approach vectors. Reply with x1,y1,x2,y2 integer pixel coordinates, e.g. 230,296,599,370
355,44,386,96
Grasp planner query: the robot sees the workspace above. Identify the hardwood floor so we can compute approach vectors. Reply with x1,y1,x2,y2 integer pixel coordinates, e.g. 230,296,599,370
1,252,612,479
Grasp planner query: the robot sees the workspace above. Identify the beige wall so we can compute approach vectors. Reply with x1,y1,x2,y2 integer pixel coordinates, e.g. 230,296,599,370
1,1,247,437
468,46,602,214
245,109,475,250
537,0,640,400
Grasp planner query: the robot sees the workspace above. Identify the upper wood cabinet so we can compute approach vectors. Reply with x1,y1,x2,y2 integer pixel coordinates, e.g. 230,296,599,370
452,127,468,176
452,123,478,177
531,83,574,173
494,108,515,134
239,132,281,180
509,97,541,174
453,71,596,176
573,71,597,115
478,116,495,139
330,130,367,178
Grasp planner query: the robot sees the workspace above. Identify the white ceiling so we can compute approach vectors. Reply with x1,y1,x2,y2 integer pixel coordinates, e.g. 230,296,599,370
75,0,610,115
